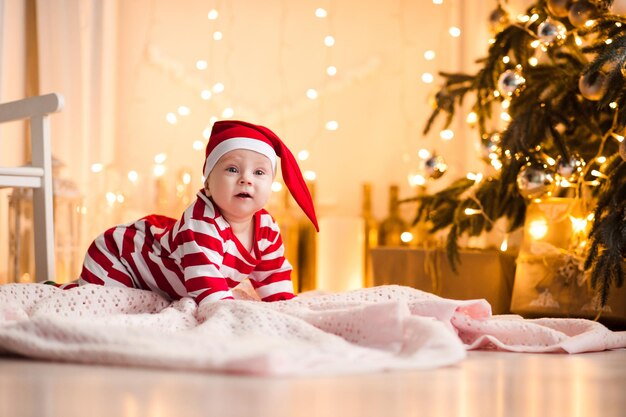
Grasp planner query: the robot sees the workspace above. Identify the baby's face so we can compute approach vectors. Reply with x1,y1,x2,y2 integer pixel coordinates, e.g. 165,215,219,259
206,149,274,223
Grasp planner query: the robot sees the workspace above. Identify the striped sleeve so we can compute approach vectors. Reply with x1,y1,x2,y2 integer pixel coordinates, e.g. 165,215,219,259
172,216,234,304
249,212,295,302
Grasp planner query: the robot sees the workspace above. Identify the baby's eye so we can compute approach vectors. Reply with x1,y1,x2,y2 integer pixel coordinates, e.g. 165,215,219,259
226,167,238,173
254,169,266,176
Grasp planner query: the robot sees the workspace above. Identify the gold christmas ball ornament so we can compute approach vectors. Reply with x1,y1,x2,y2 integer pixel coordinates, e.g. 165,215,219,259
497,69,526,97
568,1,597,28
578,71,608,101
489,5,510,33
547,0,574,17
555,153,585,184
620,139,626,162
516,162,556,200
422,154,448,180
537,18,568,45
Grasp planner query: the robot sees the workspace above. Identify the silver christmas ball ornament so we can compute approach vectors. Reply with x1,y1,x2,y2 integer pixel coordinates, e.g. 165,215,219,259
516,162,555,200
537,18,567,45
423,154,448,180
497,69,526,97
578,71,608,101
568,1,597,28
555,154,585,184
547,0,574,17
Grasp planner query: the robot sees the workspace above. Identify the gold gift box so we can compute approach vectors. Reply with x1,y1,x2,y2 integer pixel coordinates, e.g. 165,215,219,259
370,247,516,314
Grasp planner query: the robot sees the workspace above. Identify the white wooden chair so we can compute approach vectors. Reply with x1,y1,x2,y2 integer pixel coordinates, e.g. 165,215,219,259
0,93,64,282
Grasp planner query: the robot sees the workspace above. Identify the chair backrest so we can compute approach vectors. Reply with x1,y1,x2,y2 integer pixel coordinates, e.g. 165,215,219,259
0,93,65,282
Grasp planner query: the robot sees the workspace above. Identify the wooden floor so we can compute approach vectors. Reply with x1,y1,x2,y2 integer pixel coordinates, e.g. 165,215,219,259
1,350,625,417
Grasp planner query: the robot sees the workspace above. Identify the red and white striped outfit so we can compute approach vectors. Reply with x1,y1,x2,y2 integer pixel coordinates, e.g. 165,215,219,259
78,191,295,304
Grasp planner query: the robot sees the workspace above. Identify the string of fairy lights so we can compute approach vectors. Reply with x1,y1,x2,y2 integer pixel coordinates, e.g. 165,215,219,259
84,0,487,220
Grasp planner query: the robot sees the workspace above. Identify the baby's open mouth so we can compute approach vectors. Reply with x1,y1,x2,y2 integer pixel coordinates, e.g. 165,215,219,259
236,192,252,198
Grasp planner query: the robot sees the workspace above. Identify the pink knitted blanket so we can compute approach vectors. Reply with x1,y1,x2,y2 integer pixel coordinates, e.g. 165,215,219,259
0,283,624,376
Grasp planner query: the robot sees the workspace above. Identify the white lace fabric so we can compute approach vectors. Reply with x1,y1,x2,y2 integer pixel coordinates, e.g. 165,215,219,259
0,283,624,376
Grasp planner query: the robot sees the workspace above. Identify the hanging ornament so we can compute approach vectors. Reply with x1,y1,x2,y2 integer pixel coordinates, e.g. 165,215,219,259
568,1,597,28
619,139,626,162
479,132,501,163
497,69,526,97
547,0,574,17
422,154,448,180
537,18,568,46
578,71,608,101
516,162,555,200
489,5,510,33
555,154,585,185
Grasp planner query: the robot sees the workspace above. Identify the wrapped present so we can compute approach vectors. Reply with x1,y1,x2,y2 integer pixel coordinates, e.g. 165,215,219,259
370,247,516,314
510,197,626,327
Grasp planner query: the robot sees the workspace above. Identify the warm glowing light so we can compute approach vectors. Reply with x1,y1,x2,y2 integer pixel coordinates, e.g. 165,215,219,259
466,112,477,124
304,170,317,181
127,170,138,182
116,194,125,203
203,127,212,139
501,112,511,122
491,159,503,170
546,156,556,166
222,107,234,118
597,156,606,163
106,192,117,204
154,153,167,164
192,140,204,150
614,133,624,142
212,83,225,93
418,148,431,159
585,20,595,27
153,164,166,177
298,150,310,161
466,172,483,183
324,35,335,47
424,50,436,60
433,0,443,5
325,120,339,131
609,102,617,109
271,181,283,192
502,56,510,64
591,169,607,179
605,38,613,45
570,216,588,234
575,36,583,46
440,129,454,140
409,174,426,187
315,8,327,18
528,57,538,66
201,89,212,100
166,112,177,124
529,13,540,23
421,73,434,83
500,237,508,252
196,60,208,70
529,219,548,240
178,106,190,116
518,15,530,23
182,172,192,185
91,163,104,173
327,66,337,76
530,40,541,48
207,9,219,20
494,90,501,97
449,26,461,37
587,213,595,221
213,31,223,41
400,232,413,243
464,208,481,216
306,88,318,99
501,100,511,109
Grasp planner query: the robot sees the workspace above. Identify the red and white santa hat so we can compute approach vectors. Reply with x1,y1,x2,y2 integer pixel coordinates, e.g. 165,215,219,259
203,120,319,231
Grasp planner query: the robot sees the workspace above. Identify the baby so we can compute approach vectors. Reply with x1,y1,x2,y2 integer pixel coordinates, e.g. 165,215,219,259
74,120,318,304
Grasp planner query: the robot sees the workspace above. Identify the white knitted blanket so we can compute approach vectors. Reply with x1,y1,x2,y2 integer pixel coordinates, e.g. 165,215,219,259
0,283,624,376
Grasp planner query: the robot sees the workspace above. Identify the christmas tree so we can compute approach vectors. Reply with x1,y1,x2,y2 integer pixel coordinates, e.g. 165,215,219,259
408,0,625,306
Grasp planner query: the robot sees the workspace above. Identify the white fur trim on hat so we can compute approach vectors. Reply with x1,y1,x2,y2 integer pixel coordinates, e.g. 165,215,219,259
203,137,278,179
